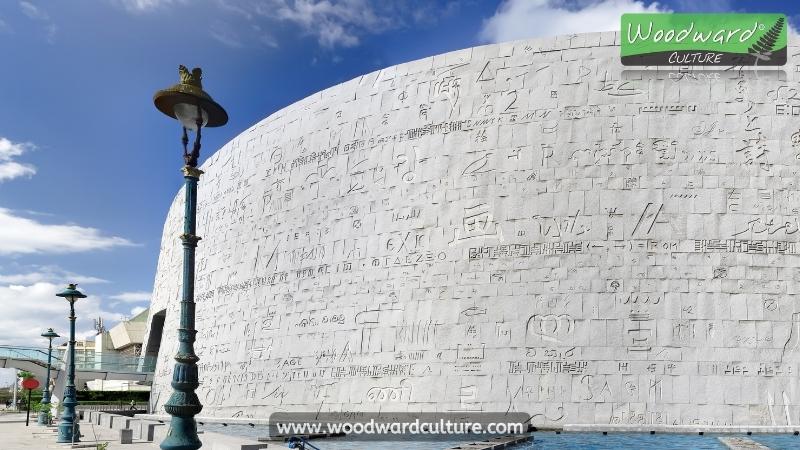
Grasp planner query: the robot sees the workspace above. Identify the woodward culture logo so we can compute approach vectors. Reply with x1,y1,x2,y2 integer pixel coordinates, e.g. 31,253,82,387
621,13,787,66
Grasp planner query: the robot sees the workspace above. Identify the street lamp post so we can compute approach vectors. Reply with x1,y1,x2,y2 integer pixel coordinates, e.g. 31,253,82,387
153,65,228,450
55,284,86,443
37,328,60,426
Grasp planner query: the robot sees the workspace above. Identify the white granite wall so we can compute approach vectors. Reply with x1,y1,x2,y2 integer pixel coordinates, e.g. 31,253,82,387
143,31,800,427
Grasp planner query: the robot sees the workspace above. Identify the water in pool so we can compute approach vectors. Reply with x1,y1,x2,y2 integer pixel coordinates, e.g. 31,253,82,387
198,423,800,449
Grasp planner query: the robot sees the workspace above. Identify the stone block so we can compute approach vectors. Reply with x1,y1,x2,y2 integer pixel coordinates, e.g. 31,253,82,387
119,428,133,444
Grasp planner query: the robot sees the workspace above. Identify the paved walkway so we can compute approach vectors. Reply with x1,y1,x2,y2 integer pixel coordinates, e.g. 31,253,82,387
0,412,158,450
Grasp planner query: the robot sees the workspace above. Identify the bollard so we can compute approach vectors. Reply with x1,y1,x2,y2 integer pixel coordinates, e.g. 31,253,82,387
120,428,133,444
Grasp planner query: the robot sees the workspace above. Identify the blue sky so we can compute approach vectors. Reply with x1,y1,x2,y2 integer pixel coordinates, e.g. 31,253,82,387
0,0,796,382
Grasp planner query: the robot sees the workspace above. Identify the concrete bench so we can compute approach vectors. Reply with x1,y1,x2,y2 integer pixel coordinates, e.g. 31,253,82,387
140,422,165,442
110,415,133,430
100,413,113,428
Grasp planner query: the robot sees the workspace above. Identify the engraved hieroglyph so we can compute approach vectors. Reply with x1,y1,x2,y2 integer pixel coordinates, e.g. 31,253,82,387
144,31,800,426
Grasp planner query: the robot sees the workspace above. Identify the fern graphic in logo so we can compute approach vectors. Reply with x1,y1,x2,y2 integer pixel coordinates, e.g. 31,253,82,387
749,16,785,62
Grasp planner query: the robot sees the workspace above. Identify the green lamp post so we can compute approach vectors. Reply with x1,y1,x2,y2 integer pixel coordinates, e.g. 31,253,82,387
37,327,59,426
55,284,86,443
153,65,228,450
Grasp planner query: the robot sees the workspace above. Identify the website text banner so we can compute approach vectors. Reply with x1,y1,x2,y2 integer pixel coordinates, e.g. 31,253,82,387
621,13,787,66
268,412,529,441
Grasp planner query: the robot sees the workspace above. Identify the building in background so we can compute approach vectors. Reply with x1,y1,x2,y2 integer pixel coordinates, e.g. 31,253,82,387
57,309,151,391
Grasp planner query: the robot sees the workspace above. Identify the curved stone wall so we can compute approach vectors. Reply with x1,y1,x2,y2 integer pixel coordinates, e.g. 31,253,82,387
144,31,800,427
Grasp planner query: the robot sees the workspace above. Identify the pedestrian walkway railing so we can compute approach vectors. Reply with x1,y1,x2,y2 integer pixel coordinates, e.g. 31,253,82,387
0,345,155,374
76,402,149,412
0,345,64,367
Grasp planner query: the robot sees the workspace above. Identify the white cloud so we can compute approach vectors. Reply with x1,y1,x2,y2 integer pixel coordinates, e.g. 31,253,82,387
0,208,134,255
130,306,147,317
0,265,108,285
19,1,48,20
0,137,35,182
18,1,56,42
114,0,186,13
256,0,393,48
110,291,151,303
210,21,244,48
479,0,666,44
0,282,124,347
118,0,442,49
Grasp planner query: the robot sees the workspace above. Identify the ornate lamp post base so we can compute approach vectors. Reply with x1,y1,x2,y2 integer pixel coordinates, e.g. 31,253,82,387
57,422,81,443
160,416,203,450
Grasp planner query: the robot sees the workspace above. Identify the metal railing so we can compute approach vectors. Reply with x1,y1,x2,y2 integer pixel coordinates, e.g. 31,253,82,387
76,402,149,412
0,345,64,367
0,345,155,374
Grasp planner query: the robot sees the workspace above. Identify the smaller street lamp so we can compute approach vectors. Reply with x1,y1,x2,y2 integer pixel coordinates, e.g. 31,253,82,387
38,328,59,426
55,284,86,443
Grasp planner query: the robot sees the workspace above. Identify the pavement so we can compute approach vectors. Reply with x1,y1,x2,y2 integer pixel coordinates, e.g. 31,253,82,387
0,412,159,449
0,412,275,450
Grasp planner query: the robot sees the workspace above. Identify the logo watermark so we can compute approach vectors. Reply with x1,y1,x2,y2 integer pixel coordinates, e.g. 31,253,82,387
621,13,787,66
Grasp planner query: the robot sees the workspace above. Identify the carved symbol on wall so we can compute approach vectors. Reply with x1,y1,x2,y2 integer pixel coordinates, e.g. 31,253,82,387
476,94,494,116
353,116,370,138
310,381,336,400
450,202,503,245
767,390,793,426
432,75,461,117
649,378,663,401
792,130,800,148
245,338,273,361
419,104,429,120
632,202,665,237
366,379,412,402
767,85,800,103
477,61,496,82
542,123,557,134
526,314,574,343
727,189,741,212
345,178,364,194
462,153,491,175
692,121,718,136
505,383,567,422
457,344,485,360
394,145,420,183
396,320,437,345
348,157,368,175
460,306,487,317
261,384,288,403
580,375,612,401
459,383,477,401
504,90,518,112
598,79,643,97
780,313,800,362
